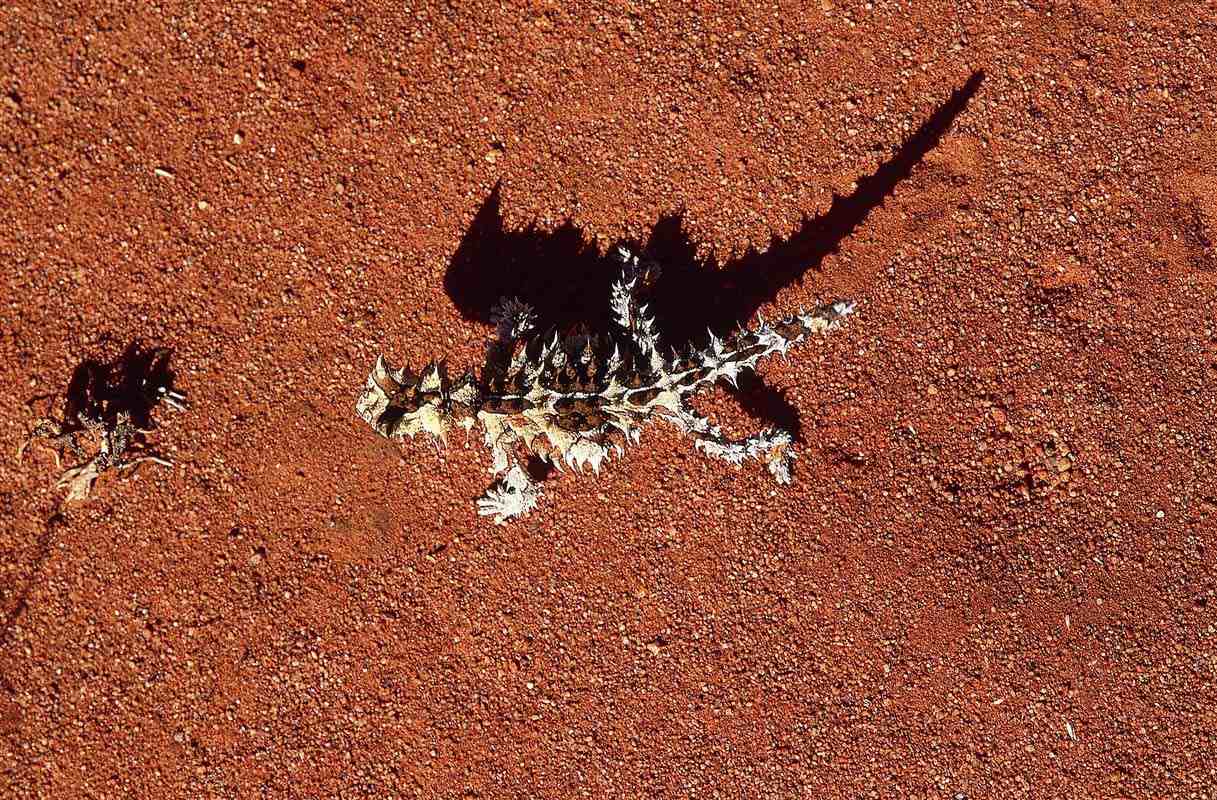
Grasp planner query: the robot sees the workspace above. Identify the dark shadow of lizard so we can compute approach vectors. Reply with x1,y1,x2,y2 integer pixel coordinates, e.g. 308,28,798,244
445,70,984,441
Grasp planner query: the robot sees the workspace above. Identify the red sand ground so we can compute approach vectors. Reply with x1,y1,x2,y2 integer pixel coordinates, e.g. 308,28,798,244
2,2,1215,797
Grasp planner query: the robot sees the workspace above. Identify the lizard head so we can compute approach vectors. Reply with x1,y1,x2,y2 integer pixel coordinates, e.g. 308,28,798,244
356,355,478,445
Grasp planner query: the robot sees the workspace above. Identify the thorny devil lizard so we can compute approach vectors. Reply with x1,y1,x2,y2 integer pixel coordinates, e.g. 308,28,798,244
356,247,855,523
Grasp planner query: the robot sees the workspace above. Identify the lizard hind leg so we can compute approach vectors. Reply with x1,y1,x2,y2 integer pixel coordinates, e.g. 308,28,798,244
668,407,798,485
746,427,798,485
477,422,544,524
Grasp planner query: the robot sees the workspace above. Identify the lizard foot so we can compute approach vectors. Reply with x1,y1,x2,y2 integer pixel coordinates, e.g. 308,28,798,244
477,464,542,524
749,427,797,485
489,296,537,342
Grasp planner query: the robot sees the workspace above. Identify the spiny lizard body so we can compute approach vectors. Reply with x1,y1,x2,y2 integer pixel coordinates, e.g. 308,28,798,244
356,247,855,523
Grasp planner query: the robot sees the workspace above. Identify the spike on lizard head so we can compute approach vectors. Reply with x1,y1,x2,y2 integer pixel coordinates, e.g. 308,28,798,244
356,355,479,443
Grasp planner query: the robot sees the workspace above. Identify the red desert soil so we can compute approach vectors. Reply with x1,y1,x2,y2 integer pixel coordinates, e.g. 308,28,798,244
2,2,1215,797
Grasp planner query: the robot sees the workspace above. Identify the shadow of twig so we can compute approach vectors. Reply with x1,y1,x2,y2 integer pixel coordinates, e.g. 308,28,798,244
0,512,63,696
52,342,178,432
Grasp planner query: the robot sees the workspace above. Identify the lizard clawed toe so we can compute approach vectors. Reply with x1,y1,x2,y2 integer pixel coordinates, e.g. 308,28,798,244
477,464,542,524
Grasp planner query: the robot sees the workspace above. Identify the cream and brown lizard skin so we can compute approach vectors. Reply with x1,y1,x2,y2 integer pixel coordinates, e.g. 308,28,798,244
356,247,855,523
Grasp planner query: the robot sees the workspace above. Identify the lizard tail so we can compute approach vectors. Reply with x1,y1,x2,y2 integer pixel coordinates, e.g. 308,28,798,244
684,301,856,390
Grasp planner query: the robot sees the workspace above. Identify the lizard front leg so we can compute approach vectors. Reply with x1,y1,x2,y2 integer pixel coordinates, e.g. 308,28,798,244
477,463,542,524
665,406,798,485
490,296,537,342
475,417,543,524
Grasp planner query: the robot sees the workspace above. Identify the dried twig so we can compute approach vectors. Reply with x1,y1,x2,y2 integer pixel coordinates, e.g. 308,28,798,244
19,346,185,505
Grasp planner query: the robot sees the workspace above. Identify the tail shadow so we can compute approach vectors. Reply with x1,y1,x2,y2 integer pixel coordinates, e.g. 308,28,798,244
444,71,985,434
644,69,985,345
